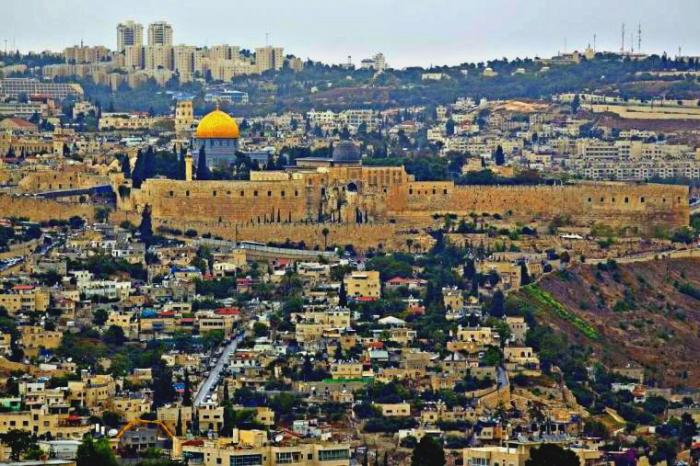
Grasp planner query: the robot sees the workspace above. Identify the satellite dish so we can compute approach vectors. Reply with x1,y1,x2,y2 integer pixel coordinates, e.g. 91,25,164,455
108,429,118,437
274,434,284,443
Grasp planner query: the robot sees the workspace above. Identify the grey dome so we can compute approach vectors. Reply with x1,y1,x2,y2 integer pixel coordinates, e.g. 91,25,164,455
332,141,361,163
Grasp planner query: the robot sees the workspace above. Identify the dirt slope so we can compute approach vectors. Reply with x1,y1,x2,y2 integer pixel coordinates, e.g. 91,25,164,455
528,258,700,388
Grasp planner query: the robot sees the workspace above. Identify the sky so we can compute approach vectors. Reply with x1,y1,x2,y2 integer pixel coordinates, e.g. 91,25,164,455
3,0,700,68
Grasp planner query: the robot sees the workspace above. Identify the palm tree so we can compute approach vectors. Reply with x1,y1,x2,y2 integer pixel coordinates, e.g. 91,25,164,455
321,227,330,250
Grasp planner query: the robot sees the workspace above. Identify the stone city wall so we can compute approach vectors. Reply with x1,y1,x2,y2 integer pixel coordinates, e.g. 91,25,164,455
0,194,96,222
386,182,689,232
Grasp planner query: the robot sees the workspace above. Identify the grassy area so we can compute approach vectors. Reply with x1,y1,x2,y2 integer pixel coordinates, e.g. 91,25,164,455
521,285,601,341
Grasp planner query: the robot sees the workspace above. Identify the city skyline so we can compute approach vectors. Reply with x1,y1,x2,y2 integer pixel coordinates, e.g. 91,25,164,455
3,0,700,67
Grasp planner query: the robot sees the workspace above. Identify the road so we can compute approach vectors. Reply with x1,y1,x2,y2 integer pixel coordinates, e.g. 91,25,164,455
193,333,244,407
496,366,509,389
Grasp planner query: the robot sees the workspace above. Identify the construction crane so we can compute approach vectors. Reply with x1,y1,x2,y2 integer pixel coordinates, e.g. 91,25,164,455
115,419,175,440
114,419,182,458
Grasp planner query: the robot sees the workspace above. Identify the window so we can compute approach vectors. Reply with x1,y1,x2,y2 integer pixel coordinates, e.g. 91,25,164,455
409,189,413,195
624,197,629,203
213,191,217,197
640,197,645,203
276,452,303,464
254,191,258,197
240,190,244,196
186,190,190,197
318,449,349,462
230,454,263,466
468,459,490,466
281,190,285,197
268,191,272,197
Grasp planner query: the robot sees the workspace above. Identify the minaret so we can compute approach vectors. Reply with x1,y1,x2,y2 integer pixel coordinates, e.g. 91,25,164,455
185,152,193,182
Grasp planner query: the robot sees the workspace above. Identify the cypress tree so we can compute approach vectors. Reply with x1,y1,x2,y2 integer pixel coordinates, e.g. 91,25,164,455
138,205,153,245
175,409,183,436
182,369,192,406
197,146,211,180
132,149,146,188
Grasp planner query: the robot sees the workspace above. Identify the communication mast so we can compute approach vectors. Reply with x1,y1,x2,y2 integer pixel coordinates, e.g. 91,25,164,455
621,23,625,54
637,23,642,54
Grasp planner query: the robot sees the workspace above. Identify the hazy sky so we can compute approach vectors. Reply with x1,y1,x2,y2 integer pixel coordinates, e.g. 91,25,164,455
3,0,700,67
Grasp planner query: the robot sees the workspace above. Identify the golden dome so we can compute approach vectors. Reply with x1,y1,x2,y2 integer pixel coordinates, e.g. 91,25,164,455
195,109,240,139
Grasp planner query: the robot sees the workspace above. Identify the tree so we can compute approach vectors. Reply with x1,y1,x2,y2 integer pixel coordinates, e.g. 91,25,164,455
525,444,578,466
120,153,132,178
151,362,176,408
197,146,211,180
494,145,505,166
445,118,455,136
338,280,347,307
520,262,531,286
223,383,230,403
571,94,581,114
76,436,119,466
132,149,146,188
0,429,36,460
680,413,698,447
175,409,183,436
411,436,445,466
222,402,235,436
93,308,108,327
69,216,85,230
463,259,476,280
139,204,154,245
103,325,126,346
321,227,330,250
182,369,192,407
489,290,505,318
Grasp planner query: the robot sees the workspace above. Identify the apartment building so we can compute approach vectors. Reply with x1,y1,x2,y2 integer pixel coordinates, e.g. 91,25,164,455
117,20,144,52
344,271,381,300
19,326,62,357
67,374,116,408
147,21,173,47
293,309,351,343
255,46,284,72
0,407,92,439
330,361,363,380
0,285,50,314
373,402,411,417
182,436,350,466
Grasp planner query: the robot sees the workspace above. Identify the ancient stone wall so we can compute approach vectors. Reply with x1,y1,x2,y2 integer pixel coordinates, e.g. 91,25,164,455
17,169,111,193
133,178,311,224
122,167,689,241
0,195,95,221
386,181,689,232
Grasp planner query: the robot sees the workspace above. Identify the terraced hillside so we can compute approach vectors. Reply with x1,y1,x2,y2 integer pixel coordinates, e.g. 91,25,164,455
514,257,700,388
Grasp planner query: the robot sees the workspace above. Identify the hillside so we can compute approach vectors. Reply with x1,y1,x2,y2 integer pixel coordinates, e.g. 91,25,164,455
515,257,700,389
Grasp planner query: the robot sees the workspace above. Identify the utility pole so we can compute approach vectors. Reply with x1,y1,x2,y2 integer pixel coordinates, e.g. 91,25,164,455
593,33,597,53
